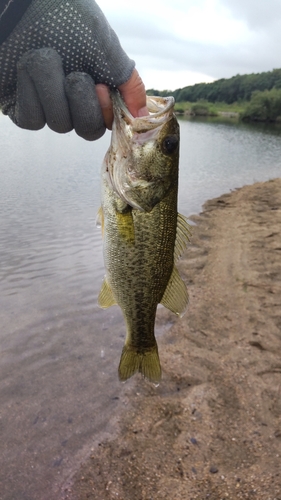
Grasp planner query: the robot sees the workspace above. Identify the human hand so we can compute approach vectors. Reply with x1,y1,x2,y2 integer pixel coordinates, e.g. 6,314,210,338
0,0,147,141
96,69,148,130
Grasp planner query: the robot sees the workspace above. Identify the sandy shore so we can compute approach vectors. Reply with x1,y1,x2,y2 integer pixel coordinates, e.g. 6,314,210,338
62,178,281,499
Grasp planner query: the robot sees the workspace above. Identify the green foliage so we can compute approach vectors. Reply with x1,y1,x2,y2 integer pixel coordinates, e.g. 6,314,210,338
174,106,185,114
241,88,281,122
174,100,243,117
191,102,209,116
174,101,193,114
146,88,172,98
206,102,245,114
189,101,218,116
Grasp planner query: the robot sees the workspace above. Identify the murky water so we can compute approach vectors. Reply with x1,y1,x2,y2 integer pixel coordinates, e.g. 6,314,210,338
1,114,281,499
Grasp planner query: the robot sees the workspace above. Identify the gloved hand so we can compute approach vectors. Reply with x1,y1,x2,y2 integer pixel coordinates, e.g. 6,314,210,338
0,0,140,140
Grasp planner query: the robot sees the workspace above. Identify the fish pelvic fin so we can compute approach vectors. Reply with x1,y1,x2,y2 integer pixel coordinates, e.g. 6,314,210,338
118,344,161,383
96,207,104,236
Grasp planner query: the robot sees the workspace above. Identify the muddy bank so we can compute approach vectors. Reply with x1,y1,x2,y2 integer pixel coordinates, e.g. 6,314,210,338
61,178,281,499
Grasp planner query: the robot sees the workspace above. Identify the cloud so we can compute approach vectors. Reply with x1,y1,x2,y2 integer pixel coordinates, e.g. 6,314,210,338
221,0,281,29
125,31,277,83
100,0,281,90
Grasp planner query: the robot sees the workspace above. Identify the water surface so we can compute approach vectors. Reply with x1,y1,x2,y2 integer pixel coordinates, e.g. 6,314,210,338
0,114,281,499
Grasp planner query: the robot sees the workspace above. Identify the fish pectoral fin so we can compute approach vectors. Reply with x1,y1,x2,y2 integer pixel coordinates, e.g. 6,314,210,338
118,344,161,383
98,278,117,308
116,209,135,244
174,213,192,261
161,266,189,317
96,207,104,236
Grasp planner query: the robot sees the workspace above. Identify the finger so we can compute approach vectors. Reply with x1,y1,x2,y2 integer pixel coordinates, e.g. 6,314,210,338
95,84,113,130
15,56,45,130
24,48,73,133
65,73,106,141
118,69,148,118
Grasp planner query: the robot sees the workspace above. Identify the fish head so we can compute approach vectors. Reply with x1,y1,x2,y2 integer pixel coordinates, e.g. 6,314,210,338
106,91,180,212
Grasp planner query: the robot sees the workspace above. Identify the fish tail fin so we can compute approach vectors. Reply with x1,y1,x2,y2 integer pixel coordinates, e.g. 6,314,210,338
118,344,161,383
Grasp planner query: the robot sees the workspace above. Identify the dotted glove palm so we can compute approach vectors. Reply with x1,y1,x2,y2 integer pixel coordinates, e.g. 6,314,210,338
0,0,135,140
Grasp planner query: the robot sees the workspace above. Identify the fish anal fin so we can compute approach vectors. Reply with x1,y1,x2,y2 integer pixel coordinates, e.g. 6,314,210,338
161,266,188,317
118,344,161,383
174,213,192,261
98,278,117,308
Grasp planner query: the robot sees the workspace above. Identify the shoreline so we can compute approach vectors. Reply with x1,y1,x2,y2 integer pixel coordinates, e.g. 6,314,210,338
61,178,281,499
175,109,239,119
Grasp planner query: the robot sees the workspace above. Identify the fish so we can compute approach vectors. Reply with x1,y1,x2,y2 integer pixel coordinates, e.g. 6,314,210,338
97,90,190,383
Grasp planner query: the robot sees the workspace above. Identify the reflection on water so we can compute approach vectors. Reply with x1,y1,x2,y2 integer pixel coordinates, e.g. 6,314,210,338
0,113,281,499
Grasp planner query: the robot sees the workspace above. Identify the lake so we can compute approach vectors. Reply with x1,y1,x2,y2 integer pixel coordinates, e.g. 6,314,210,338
0,113,281,499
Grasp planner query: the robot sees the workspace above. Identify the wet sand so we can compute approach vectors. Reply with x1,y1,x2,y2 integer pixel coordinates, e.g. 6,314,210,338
61,178,281,499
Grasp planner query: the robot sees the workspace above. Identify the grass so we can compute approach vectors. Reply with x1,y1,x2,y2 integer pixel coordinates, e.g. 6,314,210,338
174,100,246,117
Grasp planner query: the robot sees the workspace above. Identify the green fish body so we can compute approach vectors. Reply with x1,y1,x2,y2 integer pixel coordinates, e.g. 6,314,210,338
98,92,190,383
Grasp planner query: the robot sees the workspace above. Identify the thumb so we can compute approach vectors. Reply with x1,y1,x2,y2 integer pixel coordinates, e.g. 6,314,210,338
118,69,148,118
95,69,148,130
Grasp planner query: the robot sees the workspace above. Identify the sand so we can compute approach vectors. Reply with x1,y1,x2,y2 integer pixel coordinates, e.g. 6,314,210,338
62,178,281,500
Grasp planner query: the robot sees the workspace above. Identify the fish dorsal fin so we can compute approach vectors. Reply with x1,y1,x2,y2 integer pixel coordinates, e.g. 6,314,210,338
96,207,104,236
161,266,188,317
174,213,191,261
98,278,117,308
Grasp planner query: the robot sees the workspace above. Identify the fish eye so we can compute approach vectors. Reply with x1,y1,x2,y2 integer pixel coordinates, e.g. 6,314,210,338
161,135,179,155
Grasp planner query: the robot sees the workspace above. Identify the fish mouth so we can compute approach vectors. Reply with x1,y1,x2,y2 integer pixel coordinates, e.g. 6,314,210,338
108,91,177,211
111,91,175,132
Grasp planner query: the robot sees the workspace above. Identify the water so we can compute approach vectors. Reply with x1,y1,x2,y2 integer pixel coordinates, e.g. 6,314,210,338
178,117,281,215
1,114,281,499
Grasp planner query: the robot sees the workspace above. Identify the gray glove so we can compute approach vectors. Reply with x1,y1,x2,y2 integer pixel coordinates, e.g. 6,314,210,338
0,0,135,140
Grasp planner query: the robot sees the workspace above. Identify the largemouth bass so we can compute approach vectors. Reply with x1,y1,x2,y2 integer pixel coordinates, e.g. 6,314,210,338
97,91,190,383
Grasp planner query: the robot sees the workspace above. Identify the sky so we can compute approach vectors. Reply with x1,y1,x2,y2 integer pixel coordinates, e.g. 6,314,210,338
100,0,281,91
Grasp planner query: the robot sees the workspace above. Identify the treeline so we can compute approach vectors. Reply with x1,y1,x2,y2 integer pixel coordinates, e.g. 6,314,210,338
147,68,281,105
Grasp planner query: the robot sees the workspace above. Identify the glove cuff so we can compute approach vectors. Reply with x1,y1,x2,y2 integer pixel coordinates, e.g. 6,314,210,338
0,0,33,45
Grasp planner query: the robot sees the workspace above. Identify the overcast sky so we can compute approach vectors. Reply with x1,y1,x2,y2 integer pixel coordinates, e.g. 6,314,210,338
100,0,281,90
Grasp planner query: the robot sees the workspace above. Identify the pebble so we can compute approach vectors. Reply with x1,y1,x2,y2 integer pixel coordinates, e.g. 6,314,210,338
209,466,219,474
190,437,198,445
